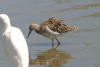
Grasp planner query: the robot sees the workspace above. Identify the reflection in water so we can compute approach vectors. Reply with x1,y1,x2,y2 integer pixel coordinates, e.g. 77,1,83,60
74,28,99,33
29,49,73,67
54,0,71,4
82,12,100,17
58,2,100,12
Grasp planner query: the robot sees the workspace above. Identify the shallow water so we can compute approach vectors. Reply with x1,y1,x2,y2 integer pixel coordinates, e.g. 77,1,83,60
0,0,100,67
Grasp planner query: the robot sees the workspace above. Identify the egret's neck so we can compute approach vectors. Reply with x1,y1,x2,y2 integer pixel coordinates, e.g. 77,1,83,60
0,14,11,38
0,22,11,37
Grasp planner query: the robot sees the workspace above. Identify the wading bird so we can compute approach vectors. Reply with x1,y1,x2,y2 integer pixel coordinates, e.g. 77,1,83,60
0,14,29,67
27,16,78,49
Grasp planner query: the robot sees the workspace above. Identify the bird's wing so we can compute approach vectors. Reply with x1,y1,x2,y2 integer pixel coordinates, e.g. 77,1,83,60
39,16,78,33
45,26,59,35
1,27,29,67
47,16,78,33
47,16,67,33
39,16,66,30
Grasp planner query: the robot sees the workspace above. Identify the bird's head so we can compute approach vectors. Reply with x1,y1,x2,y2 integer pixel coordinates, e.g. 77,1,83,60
27,23,38,38
0,14,10,26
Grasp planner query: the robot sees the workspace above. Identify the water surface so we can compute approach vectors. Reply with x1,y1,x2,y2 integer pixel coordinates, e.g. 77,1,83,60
0,0,100,67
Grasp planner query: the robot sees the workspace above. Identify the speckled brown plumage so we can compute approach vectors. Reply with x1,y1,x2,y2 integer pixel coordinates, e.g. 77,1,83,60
39,16,78,33
27,16,78,49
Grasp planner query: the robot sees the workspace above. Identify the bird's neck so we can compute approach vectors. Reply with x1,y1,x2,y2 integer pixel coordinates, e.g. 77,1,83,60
34,28,40,34
34,25,42,34
35,29,40,34
34,24,39,30
0,23,11,37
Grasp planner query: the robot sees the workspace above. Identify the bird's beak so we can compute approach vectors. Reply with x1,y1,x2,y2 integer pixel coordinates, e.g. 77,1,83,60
27,30,32,38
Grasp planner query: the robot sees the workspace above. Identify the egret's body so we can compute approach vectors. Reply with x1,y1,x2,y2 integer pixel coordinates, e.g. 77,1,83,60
0,14,29,67
27,16,78,49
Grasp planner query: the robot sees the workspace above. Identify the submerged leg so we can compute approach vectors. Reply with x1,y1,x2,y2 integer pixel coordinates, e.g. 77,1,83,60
51,39,54,49
55,38,60,49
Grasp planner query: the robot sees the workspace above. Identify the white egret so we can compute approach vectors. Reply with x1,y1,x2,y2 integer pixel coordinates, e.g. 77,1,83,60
0,14,29,67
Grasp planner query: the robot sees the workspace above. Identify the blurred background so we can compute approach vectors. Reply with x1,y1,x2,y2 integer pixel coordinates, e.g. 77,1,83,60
0,0,100,67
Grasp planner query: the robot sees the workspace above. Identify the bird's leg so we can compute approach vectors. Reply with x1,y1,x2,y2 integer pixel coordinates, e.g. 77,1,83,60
51,39,54,49
55,38,60,49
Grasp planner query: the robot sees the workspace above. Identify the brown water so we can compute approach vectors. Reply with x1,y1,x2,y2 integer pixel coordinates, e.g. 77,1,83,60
0,0,100,67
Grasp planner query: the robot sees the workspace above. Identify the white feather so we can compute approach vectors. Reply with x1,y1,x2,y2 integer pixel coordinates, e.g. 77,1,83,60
0,14,29,67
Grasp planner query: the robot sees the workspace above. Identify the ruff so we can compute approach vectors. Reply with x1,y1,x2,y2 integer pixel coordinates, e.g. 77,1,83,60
27,16,78,49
